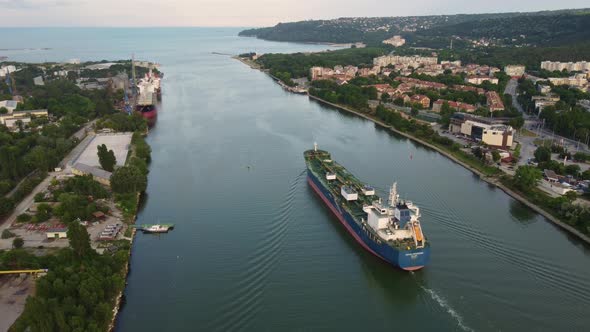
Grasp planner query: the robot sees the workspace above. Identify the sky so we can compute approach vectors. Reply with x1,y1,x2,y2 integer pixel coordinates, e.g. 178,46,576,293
0,0,588,27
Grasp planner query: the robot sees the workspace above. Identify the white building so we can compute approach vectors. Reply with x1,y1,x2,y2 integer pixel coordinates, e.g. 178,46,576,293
382,35,406,47
0,65,17,77
541,61,590,72
373,55,438,68
504,65,525,77
0,100,19,113
548,75,588,88
465,76,499,85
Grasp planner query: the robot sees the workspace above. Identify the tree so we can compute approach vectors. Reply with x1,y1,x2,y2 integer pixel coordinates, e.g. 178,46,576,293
564,164,581,177
35,203,52,223
573,152,588,162
492,150,501,163
509,116,525,130
97,144,116,172
514,166,542,191
110,166,147,194
0,197,14,218
17,213,32,223
393,97,405,106
0,107,8,114
67,222,93,259
534,146,551,163
13,237,24,249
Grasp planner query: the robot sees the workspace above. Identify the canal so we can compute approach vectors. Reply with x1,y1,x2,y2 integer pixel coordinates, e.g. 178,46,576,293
4,28,590,332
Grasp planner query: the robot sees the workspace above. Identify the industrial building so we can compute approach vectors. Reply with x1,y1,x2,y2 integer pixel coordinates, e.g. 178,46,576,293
449,114,514,149
46,228,68,239
72,163,112,186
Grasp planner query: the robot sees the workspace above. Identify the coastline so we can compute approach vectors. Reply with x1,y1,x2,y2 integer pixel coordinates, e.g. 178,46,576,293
307,95,590,245
232,53,590,245
107,193,140,332
109,126,152,331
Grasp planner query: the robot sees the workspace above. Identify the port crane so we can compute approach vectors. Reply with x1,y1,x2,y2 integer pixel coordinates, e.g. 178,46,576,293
0,269,48,278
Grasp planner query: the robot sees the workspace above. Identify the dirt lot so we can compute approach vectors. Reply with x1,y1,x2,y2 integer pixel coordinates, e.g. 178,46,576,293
0,274,36,332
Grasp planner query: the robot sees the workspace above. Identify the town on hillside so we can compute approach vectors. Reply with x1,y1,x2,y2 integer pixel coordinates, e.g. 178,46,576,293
239,50,590,203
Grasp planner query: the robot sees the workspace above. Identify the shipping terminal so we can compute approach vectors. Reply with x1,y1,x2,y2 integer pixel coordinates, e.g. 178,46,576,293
305,144,430,270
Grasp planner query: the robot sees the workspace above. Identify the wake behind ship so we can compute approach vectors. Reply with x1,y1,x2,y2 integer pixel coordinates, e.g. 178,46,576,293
305,144,430,270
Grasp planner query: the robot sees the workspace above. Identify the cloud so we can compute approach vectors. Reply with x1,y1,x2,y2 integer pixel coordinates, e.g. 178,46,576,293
0,0,76,9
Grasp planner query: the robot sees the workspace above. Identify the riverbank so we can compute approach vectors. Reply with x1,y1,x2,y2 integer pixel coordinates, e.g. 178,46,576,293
307,94,590,245
108,215,137,332
233,53,590,244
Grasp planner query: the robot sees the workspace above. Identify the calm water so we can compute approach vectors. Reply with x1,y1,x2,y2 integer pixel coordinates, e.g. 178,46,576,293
3,28,590,332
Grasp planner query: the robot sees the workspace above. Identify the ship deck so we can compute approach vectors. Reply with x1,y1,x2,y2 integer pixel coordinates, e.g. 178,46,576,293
305,150,424,251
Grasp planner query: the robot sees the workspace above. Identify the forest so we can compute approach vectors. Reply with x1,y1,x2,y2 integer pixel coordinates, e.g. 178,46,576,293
257,47,385,79
2,229,130,332
0,77,120,219
239,9,590,48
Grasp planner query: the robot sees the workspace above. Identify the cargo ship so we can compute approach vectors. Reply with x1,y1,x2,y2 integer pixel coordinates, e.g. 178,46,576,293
305,144,430,271
135,69,161,121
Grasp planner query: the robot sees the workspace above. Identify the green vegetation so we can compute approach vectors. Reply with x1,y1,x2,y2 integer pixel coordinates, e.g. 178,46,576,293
4,231,131,332
309,80,375,111
534,146,552,162
114,193,138,221
413,14,590,47
0,77,119,218
516,78,590,141
257,47,385,78
16,213,32,223
1,229,16,239
502,173,590,234
95,113,147,133
513,166,543,191
12,237,24,249
97,144,116,172
60,175,109,199
111,166,147,194
240,9,590,47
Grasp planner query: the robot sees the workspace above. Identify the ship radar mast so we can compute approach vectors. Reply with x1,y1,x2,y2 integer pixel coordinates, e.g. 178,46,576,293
388,182,399,207
314,142,318,152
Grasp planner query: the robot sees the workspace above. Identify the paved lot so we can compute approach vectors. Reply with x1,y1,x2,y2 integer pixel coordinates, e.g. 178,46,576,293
74,133,133,167
0,275,35,332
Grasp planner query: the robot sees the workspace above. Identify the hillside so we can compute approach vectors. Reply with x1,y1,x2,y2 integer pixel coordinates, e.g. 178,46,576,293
239,9,590,48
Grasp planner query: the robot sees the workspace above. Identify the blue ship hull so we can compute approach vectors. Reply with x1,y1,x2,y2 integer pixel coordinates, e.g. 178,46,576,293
307,169,430,270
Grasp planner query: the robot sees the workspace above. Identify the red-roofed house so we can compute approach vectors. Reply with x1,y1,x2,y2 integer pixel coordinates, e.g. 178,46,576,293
486,91,505,112
410,94,431,109
432,99,477,113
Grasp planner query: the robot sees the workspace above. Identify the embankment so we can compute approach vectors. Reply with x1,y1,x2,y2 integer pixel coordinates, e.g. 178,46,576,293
307,95,590,245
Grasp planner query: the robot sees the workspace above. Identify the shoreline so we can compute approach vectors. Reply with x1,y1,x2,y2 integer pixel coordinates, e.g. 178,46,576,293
233,55,590,245
109,125,151,331
107,196,139,332
307,95,590,245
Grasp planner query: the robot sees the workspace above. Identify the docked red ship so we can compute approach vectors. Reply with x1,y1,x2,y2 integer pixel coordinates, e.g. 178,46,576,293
135,69,161,122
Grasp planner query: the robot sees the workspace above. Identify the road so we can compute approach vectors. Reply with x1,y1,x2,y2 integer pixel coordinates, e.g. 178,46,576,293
504,78,589,153
504,78,525,114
